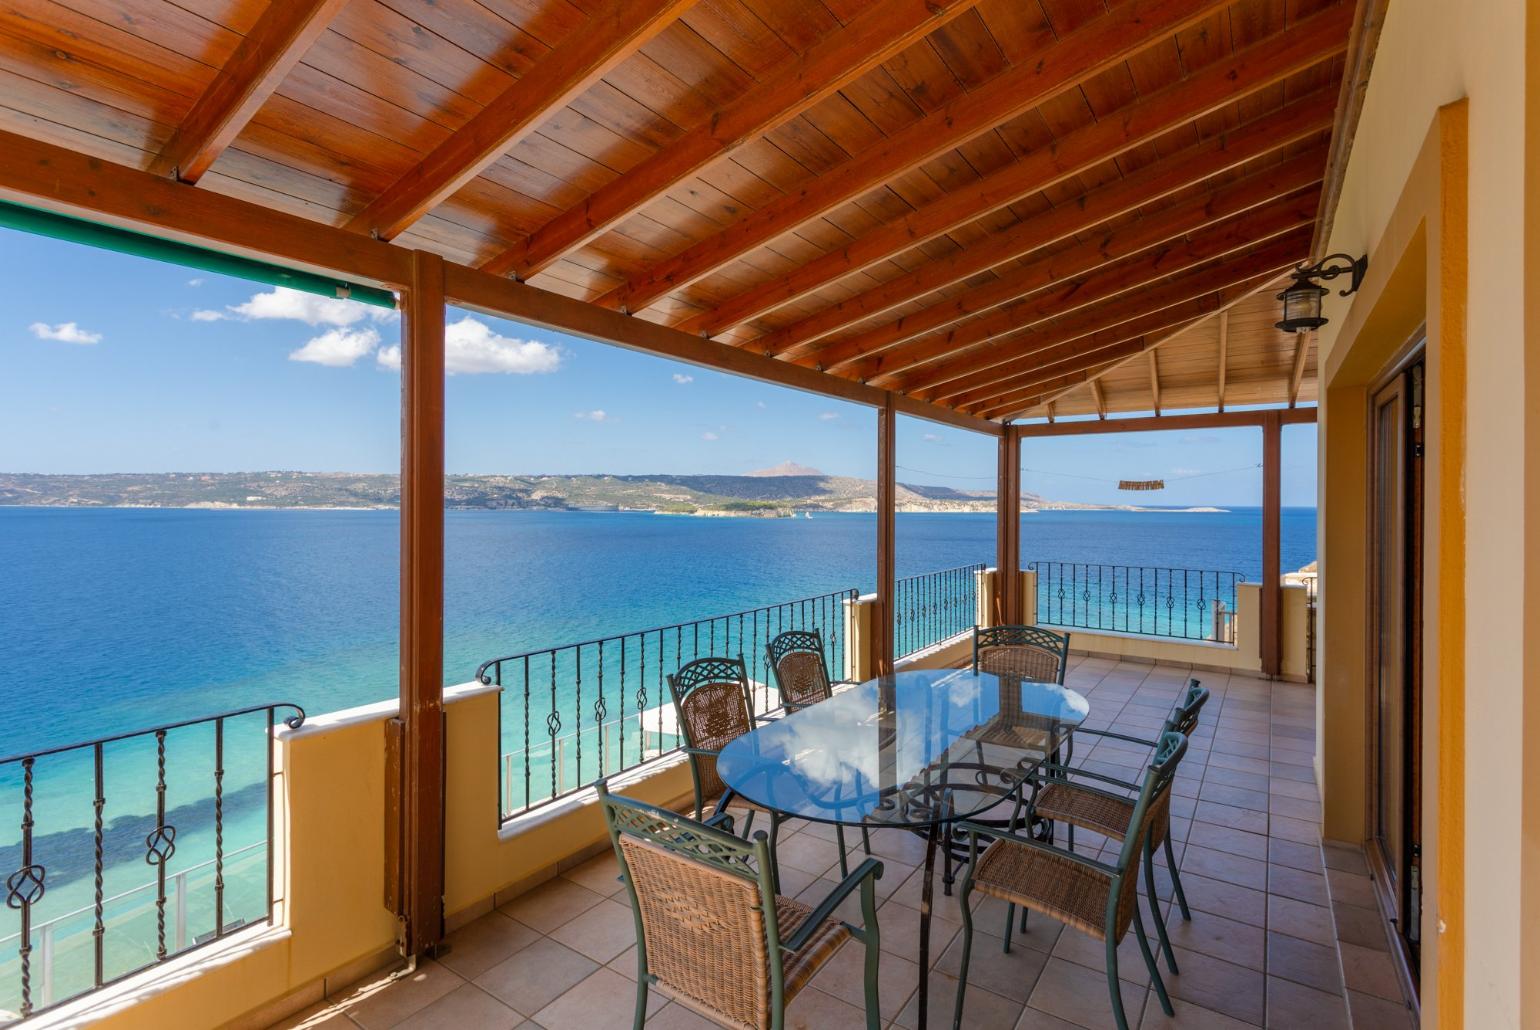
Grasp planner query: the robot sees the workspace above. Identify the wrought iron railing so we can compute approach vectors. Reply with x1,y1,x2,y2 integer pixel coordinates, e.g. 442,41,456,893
0,703,303,1020
1303,573,1318,683
1028,561,1242,642
477,588,858,821
894,563,985,659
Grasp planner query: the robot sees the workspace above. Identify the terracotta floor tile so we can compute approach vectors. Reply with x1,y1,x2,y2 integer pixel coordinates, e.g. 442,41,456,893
898,971,1025,1029
1196,782,1270,812
496,878,605,935
474,937,598,1017
547,897,636,963
1267,838,1323,874
558,851,624,897
1331,901,1392,951
1267,895,1335,946
1264,976,1350,1029
533,966,666,1029
645,1001,731,1029
1346,989,1415,1028
1320,843,1370,876
1192,801,1269,836
807,936,916,1022
1180,845,1268,891
1137,995,1256,1029
1323,868,1379,911
1336,941,1403,1003
1030,955,1150,1029
1266,816,1321,846
1186,822,1269,862
1015,1004,1093,1029
1162,908,1266,971
438,912,540,981
1265,930,1342,994
343,961,466,1030
1266,864,1330,907
783,985,868,1029
394,983,521,1030
1160,946,1265,1025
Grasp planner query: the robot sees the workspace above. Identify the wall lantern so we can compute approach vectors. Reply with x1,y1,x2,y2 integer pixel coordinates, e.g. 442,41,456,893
1274,253,1368,332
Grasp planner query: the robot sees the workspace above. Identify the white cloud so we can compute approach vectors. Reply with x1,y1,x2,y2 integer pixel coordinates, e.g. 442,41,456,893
443,316,560,375
187,278,205,287
756,400,767,409
818,411,840,421
376,345,401,371
30,321,101,345
672,373,694,384
230,286,396,327
575,410,608,422
190,309,226,322
701,431,719,441
289,327,380,367
923,433,942,442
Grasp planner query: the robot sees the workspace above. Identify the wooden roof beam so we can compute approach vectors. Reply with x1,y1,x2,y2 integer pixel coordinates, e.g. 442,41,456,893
1217,310,1229,411
347,0,696,242
596,0,1244,314
860,199,1319,391
796,152,1325,371
1091,379,1107,420
977,360,1137,421
935,276,1278,410
1148,350,1162,416
481,0,985,279
734,90,1335,354
149,0,348,184
1289,330,1310,405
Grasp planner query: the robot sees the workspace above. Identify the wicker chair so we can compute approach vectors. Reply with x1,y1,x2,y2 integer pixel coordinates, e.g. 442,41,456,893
972,624,1070,684
764,628,836,712
1025,679,1209,974
598,782,884,1030
951,732,1189,1030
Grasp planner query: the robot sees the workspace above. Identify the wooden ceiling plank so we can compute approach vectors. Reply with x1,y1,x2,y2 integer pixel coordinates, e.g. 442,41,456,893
596,0,1246,313
482,0,987,279
731,91,1335,353
1289,329,1310,405
860,196,1318,390
691,9,1353,345
1217,308,1229,410
149,0,349,184
346,0,697,242
794,149,1324,370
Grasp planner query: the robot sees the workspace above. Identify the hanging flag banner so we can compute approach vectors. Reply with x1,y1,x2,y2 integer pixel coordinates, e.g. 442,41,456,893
1118,479,1166,491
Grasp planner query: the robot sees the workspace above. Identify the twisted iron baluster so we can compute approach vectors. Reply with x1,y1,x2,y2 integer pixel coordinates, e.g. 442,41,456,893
575,644,583,790
93,743,104,987
618,636,627,773
146,729,176,961
8,757,44,1017
214,719,225,937
548,651,558,802
593,641,605,777
521,659,530,813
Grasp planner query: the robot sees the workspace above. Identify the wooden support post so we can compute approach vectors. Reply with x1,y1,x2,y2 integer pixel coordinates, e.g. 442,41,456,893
394,249,446,956
875,394,897,676
1260,411,1283,677
996,427,1022,624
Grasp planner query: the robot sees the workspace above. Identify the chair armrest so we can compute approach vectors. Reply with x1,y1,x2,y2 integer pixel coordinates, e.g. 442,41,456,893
1074,727,1159,749
703,810,736,833
781,857,885,952
1031,761,1139,795
683,746,720,759
955,821,1118,878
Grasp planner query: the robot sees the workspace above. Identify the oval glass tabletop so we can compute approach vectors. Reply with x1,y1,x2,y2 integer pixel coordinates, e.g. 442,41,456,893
716,667,1090,829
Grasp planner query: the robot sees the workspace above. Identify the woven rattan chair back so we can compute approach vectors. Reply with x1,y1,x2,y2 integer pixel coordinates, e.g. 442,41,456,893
972,624,1070,684
668,657,754,806
765,629,833,711
1106,730,1189,937
598,785,780,1029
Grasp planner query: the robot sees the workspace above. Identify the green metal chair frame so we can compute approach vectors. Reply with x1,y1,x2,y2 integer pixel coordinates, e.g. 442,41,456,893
597,782,884,1030
951,731,1189,1030
971,624,1071,685
1024,677,1208,972
763,629,871,875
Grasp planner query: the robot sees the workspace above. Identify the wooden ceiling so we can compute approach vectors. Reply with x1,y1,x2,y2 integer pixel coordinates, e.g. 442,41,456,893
0,0,1355,425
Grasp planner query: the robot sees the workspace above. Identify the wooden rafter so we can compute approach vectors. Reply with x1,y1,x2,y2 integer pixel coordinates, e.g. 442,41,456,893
1289,331,1311,405
796,153,1325,371
1091,379,1107,420
695,4,1355,343
1148,350,1162,416
860,202,1319,391
977,358,1146,420
595,0,1241,313
480,0,984,279
149,0,349,184
1218,310,1229,411
734,92,1336,356
346,0,694,242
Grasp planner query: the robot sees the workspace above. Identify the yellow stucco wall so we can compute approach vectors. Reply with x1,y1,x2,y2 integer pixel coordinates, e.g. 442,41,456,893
1313,0,1533,1021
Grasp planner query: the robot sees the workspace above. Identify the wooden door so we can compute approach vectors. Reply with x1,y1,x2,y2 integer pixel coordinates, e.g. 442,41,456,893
1368,356,1424,980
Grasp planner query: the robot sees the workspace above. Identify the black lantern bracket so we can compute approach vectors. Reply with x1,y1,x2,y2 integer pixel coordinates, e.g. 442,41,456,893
1295,252,1368,296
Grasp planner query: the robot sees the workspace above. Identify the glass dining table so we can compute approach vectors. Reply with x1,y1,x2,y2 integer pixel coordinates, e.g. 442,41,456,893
716,666,1090,1025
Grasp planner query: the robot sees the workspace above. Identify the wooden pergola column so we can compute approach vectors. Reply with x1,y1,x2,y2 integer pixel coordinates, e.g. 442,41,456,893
996,426,1022,624
390,249,447,957
874,394,897,676
1260,411,1283,677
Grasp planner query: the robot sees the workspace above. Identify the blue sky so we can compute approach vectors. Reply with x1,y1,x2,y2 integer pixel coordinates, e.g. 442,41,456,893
0,227,1315,506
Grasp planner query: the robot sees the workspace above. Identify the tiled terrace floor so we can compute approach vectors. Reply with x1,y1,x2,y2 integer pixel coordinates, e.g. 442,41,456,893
275,657,1416,1030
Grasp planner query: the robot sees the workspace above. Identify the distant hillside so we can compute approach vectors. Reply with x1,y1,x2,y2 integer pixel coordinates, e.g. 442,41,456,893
0,470,1072,515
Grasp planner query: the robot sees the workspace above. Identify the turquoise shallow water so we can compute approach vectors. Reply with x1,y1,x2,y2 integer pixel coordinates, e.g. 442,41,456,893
0,504,1314,1010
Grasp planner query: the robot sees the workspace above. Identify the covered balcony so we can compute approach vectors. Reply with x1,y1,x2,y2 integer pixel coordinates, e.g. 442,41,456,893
5,0,1519,1025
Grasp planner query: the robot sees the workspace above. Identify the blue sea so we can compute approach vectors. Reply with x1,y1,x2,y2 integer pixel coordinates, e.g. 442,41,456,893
0,505,1314,1007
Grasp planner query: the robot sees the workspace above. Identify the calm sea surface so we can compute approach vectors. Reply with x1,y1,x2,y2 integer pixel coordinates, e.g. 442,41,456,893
0,505,1316,755
0,505,1314,996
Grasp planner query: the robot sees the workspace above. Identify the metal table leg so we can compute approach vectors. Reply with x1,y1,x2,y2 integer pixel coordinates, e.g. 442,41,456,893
917,818,940,1028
